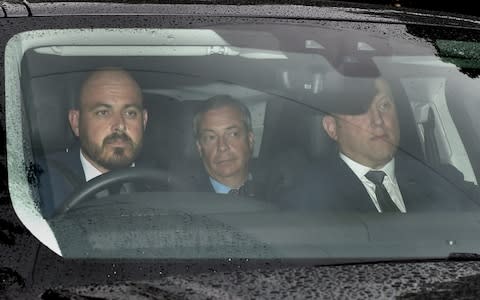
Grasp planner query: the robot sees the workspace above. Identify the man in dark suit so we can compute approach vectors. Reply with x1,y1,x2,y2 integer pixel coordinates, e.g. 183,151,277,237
38,68,148,217
281,77,479,212
177,95,260,197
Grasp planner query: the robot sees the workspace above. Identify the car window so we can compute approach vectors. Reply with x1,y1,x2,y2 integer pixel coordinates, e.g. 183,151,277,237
5,21,480,259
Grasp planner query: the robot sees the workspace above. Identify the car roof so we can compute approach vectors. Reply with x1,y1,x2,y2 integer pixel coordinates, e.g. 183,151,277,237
2,0,480,29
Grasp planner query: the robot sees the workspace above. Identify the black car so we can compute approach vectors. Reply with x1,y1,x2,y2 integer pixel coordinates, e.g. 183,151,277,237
2,1,480,298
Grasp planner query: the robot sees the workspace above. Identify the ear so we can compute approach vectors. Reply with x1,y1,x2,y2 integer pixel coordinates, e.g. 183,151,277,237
247,131,254,152
195,140,203,158
322,115,338,141
143,109,148,129
68,109,80,137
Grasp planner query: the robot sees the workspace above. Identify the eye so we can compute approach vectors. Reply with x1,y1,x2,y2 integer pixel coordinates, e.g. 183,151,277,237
378,100,393,112
124,109,139,118
226,128,243,139
95,109,109,117
201,134,217,144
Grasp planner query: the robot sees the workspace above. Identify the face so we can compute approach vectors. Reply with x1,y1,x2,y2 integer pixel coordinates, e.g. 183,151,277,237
196,105,254,187
68,70,148,173
323,78,400,169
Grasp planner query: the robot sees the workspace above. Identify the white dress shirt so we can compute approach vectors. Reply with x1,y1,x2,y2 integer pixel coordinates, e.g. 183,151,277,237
340,153,406,213
79,150,102,181
79,150,135,181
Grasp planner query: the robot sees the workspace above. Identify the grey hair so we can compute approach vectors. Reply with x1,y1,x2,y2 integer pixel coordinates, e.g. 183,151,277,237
193,95,252,139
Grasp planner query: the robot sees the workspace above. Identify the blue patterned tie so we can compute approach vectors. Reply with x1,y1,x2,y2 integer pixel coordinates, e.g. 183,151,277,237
228,188,240,195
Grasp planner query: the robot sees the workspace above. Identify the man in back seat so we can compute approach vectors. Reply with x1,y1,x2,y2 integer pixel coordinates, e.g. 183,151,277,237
180,95,261,197
37,68,148,217
280,77,479,212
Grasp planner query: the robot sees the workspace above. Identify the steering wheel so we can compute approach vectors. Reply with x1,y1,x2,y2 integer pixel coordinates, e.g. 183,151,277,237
52,168,170,218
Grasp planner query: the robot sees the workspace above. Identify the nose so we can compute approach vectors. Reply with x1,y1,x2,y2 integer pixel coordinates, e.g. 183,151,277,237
369,106,384,127
112,112,126,132
216,134,229,152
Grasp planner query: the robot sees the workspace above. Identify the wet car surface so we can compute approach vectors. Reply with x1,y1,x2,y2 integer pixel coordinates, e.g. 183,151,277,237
37,261,480,299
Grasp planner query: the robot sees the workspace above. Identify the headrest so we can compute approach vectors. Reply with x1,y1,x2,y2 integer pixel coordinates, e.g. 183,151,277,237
137,95,182,169
28,76,77,157
173,100,203,162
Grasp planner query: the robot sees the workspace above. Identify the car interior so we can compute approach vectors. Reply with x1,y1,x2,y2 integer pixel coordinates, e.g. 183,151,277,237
21,42,475,211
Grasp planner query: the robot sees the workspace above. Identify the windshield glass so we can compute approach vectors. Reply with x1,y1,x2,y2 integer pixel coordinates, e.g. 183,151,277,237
6,23,480,259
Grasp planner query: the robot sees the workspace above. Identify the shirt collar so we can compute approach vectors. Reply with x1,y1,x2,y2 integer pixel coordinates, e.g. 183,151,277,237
209,174,252,194
79,150,103,182
339,153,395,180
209,177,231,194
79,149,135,182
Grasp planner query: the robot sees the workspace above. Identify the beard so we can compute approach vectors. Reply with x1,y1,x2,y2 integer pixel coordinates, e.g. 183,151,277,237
81,131,142,171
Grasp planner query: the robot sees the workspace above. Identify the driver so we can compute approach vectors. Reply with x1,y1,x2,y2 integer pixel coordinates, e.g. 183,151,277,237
37,68,148,218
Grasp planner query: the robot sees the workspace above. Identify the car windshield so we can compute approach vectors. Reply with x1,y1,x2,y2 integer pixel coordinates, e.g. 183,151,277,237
5,21,480,260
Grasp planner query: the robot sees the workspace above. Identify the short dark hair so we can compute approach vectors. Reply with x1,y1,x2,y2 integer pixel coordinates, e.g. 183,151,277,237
193,95,252,139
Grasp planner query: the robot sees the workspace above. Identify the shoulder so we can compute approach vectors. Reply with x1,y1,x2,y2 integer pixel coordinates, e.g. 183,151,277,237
395,154,480,210
37,147,84,184
396,154,462,184
46,148,80,166
35,147,84,218
274,157,346,207
170,164,214,192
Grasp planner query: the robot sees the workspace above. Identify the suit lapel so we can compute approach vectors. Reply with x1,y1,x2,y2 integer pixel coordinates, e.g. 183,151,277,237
69,147,85,182
50,146,86,189
195,167,216,193
394,155,435,211
333,158,378,212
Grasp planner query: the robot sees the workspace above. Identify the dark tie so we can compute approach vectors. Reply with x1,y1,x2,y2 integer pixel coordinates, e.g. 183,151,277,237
228,184,249,196
228,188,240,195
365,170,399,213
228,181,255,197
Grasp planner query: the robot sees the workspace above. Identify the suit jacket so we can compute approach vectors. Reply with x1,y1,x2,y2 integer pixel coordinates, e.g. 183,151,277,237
171,162,264,199
37,146,86,218
279,154,479,212
37,146,156,218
